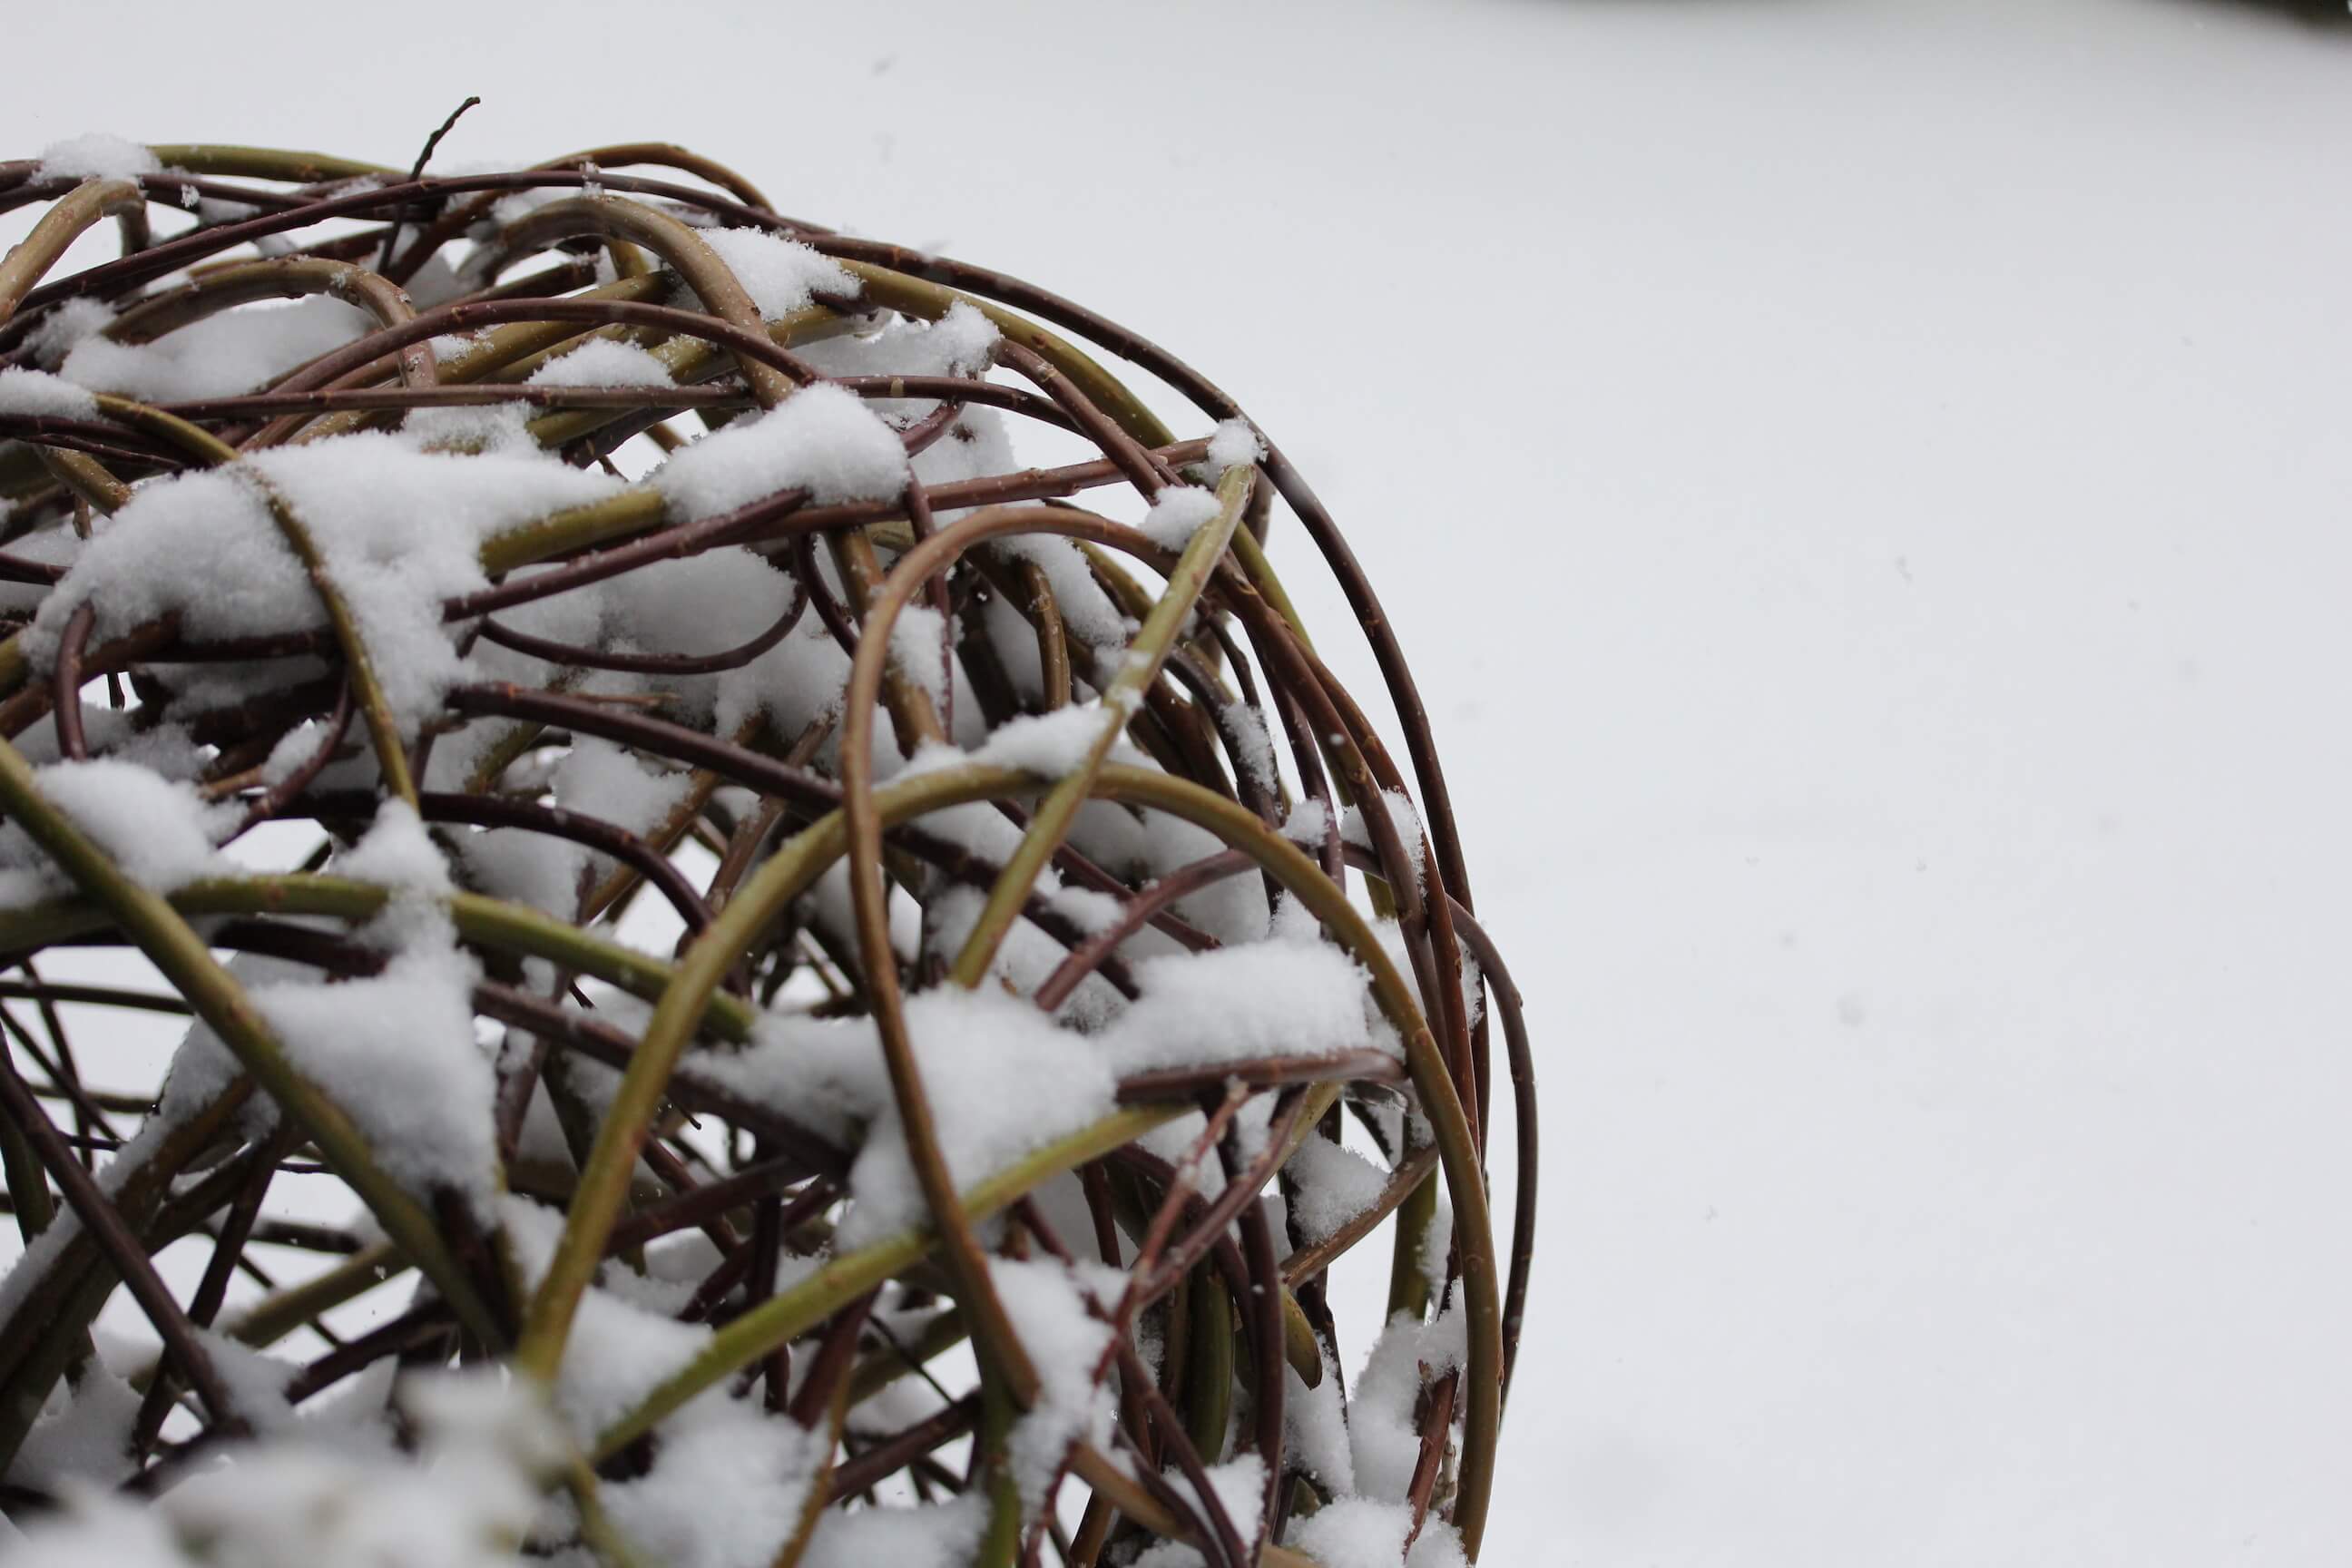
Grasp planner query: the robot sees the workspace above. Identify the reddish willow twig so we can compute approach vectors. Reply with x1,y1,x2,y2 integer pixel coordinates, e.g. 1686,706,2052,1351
0,139,1535,1566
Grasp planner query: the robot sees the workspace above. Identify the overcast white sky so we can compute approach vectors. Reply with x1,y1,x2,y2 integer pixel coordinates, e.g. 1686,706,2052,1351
5,1,2349,1562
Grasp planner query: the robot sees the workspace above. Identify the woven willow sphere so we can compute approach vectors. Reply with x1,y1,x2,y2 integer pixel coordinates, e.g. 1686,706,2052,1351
0,133,1532,1568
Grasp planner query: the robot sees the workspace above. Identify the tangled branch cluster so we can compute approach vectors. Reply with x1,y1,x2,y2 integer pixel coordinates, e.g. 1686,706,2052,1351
0,133,1534,1568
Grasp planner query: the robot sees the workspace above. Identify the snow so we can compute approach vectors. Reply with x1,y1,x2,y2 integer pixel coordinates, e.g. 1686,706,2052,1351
798,1496,984,1568
2,1369,560,1568
888,601,950,703
225,805,498,1204
967,702,1106,777
1136,808,1268,945
0,367,98,418
690,225,859,319
600,1395,819,1568
1284,1345,1357,1499
338,798,456,897
652,381,907,517
991,1253,1122,1509
793,300,1002,424
1,1498,179,1568
457,825,589,918
919,301,1001,377
500,1195,717,1444
1222,699,1279,799
1166,1452,1265,1553
524,336,678,388
60,297,376,401
1288,1497,1469,1568
1348,1308,1467,1506
553,735,691,840
879,747,1128,1021
1130,1544,1206,1568
1198,417,1263,483
194,1328,299,1432
1414,1190,1453,1288
26,431,622,722
259,714,335,785
823,987,1114,1231
14,1360,142,1490
1340,790,1426,896
251,942,496,1208
155,952,308,1133
23,296,113,368
1098,938,1378,1074
35,132,158,181
1285,1131,1390,1247
404,399,534,454
545,544,835,739
702,986,1117,1248
1137,484,1223,551
990,534,1128,650
0,760,230,900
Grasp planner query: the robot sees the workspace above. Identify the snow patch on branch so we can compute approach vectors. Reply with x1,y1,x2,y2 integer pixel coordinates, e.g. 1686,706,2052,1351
25,431,622,723
652,382,906,517
36,132,159,181
0,367,98,418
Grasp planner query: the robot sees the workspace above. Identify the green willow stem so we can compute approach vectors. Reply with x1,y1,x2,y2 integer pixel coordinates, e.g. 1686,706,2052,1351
478,490,667,576
1387,1150,1440,1320
0,1098,54,1240
225,1241,407,1349
0,737,499,1346
36,449,132,516
975,1376,1024,1566
0,178,144,320
950,466,1252,986
145,144,397,182
1183,1261,1235,1465
1230,527,1315,656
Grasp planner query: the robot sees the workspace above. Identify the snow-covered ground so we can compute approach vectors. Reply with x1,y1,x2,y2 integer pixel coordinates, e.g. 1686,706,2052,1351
5,0,2350,1561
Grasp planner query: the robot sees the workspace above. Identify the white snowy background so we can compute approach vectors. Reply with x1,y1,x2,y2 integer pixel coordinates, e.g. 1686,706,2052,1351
5,0,2349,1562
